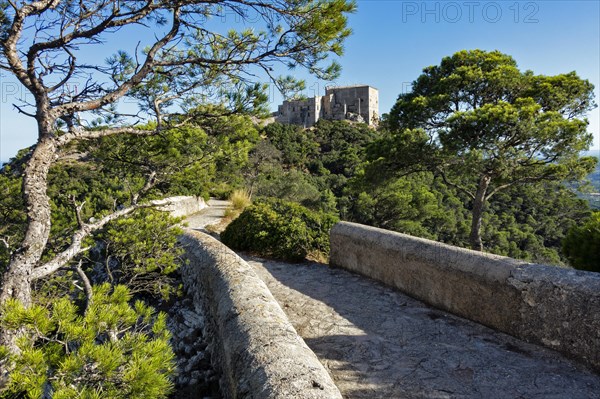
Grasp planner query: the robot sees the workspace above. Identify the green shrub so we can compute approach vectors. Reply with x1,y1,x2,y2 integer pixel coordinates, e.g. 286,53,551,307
210,182,234,200
563,212,600,272
221,198,338,262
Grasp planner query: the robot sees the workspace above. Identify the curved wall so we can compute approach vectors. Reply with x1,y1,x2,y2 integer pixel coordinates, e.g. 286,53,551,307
180,230,343,399
159,196,206,217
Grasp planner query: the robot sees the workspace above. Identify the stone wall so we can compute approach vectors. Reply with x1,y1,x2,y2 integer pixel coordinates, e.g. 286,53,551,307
277,96,321,127
323,85,378,125
158,196,207,218
329,221,600,371
180,229,343,399
275,85,379,127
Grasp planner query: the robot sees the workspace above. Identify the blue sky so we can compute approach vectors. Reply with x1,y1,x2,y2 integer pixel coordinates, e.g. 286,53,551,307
1,0,599,161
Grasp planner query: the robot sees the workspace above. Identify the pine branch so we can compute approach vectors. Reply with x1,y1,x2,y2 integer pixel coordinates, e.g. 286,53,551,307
55,7,182,116
68,195,86,228
437,167,476,200
30,196,182,280
74,260,93,312
57,126,159,146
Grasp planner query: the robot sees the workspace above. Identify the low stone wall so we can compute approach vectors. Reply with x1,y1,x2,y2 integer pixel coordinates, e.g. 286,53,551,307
159,196,207,218
330,221,600,371
180,229,343,399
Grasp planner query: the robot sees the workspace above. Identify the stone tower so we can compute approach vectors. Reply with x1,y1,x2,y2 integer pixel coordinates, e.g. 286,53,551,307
275,85,379,127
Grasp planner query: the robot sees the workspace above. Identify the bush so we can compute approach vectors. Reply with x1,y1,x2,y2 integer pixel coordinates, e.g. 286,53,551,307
563,212,600,272
210,182,233,200
221,198,338,262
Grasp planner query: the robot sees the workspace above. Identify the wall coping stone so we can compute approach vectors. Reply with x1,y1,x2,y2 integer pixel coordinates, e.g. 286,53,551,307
180,229,343,399
159,196,207,218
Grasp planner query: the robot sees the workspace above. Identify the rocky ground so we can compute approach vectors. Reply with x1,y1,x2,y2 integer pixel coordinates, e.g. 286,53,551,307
166,294,221,399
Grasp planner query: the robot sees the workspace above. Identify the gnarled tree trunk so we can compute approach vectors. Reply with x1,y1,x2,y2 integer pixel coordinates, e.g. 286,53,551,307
469,175,491,252
0,120,57,350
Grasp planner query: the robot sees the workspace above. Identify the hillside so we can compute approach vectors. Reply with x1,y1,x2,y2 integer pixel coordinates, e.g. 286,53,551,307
581,153,600,209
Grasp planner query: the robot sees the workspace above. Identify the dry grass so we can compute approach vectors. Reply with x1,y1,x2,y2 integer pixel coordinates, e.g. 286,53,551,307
230,189,252,211
206,189,252,235
204,218,230,235
306,250,329,264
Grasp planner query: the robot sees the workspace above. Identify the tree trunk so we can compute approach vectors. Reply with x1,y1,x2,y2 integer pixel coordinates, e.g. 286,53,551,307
469,175,491,251
0,124,57,350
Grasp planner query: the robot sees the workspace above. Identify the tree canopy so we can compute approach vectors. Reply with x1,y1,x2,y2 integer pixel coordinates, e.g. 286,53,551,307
375,49,597,250
563,212,600,272
0,0,355,307
0,0,355,393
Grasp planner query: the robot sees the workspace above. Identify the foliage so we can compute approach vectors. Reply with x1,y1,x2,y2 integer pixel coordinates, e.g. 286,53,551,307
0,0,355,315
252,167,325,210
262,123,319,168
0,0,356,392
578,153,600,210
189,108,261,194
243,134,324,209
80,110,259,200
1,115,254,295
378,49,597,250
96,211,184,300
563,212,600,272
482,182,590,263
0,284,175,399
244,140,283,197
309,119,378,179
346,172,457,239
221,198,338,262
346,167,590,264
251,120,378,214
262,120,377,177
0,120,250,394
81,124,214,199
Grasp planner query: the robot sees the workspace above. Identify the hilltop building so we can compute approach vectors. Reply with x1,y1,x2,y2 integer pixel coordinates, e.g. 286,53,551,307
275,85,379,127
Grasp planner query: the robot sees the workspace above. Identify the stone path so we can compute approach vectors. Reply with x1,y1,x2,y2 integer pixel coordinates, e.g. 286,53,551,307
185,202,600,398
185,199,230,230
247,257,600,399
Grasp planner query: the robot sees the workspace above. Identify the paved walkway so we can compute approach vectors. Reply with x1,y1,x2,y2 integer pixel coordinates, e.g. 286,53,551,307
186,203,600,398
184,199,230,230
247,257,600,399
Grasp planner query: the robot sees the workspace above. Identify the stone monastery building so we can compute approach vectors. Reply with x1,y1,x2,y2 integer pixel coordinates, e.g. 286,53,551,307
275,85,379,127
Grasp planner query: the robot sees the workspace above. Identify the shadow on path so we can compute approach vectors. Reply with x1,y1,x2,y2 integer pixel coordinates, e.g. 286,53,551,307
245,256,600,399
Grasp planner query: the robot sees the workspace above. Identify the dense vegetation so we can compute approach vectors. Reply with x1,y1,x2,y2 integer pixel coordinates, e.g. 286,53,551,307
221,198,338,262
232,51,597,268
578,153,600,209
1,22,598,396
1,284,174,398
240,122,593,265
0,1,355,395
0,114,259,397
377,50,596,251
563,212,600,272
